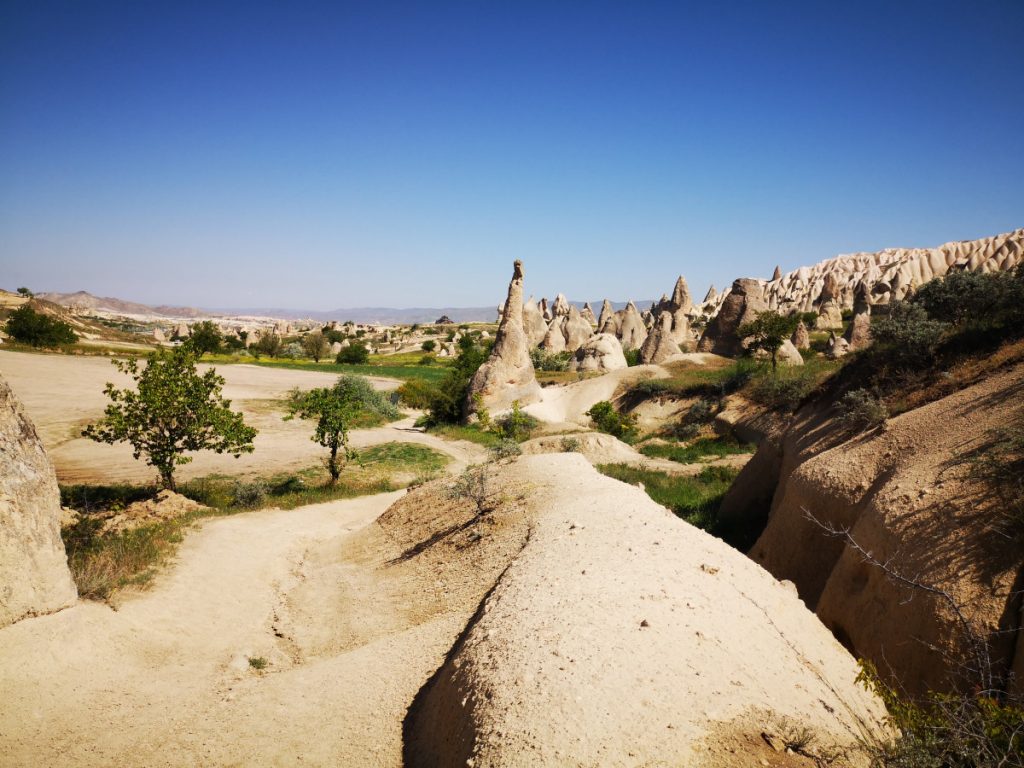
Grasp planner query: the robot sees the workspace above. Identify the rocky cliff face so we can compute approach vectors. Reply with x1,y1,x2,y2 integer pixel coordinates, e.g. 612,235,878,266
721,364,1024,696
0,376,77,628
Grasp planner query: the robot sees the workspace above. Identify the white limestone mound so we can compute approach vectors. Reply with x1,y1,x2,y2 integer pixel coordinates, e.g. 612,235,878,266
569,333,627,373
404,455,886,767
0,376,77,628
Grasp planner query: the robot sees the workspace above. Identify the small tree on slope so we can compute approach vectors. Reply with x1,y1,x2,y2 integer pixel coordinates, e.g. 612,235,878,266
82,346,257,489
737,311,799,373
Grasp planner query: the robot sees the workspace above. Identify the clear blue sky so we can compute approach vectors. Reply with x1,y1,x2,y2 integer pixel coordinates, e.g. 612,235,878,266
1,1,1022,310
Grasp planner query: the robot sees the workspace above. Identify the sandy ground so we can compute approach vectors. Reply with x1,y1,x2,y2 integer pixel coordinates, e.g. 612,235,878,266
0,350,484,483
0,491,467,766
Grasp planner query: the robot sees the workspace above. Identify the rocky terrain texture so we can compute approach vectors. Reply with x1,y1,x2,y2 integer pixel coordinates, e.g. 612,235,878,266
721,363,1024,697
0,376,77,628
405,455,885,766
1,453,885,766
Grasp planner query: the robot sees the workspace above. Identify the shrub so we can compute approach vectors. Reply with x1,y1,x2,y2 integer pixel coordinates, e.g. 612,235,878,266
530,347,572,371
255,332,284,358
836,388,888,432
4,304,78,347
560,436,581,452
421,340,437,352
489,439,522,461
336,342,370,364
870,301,948,370
587,400,637,442
421,337,489,426
232,479,268,507
624,348,642,367
492,401,539,442
396,379,436,409
418,355,435,366
187,321,222,356
967,418,1024,535
281,341,305,359
748,367,817,411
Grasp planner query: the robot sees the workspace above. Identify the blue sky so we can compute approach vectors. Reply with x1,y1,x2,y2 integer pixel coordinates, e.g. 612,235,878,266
1,1,1022,310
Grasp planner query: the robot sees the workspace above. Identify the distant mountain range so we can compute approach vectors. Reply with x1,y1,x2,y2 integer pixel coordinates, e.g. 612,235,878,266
35,291,654,325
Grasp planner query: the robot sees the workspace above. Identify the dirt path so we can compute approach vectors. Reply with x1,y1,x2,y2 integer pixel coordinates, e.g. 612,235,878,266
0,491,471,767
0,350,484,482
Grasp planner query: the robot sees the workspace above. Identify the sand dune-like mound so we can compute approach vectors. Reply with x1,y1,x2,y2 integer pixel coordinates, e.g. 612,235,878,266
404,454,885,766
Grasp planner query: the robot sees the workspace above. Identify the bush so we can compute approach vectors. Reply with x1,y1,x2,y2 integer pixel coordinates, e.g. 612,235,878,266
587,401,637,442
870,301,949,370
421,337,489,426
836,388,888,431
232,479,268,507
560,436,581,452
397,379,436,409
187,321,222,356
489,439,522,460
624,348,642,367
747,367,818,411
492,401,539,442
255,332,284,358
421,340,437,352
418,355,435,366
4,305,78,347
281,341,305,359
967,418,1024,535
530,347,572,371
337,342,370,364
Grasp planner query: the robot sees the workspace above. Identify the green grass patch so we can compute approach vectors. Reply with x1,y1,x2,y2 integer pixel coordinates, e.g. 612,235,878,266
640,436,754,464
426,423,502,447
60,442,450,600
626,359,758,400
596,463,740,542
204,354,450,384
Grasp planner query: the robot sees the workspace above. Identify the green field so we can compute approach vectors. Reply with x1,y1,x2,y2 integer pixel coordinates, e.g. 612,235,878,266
205,353,451,383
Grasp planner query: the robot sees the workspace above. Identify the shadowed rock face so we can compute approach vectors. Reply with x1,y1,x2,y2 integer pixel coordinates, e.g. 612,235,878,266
465,261,542,420
617,301,648,351
522,297,548,348
0,376,77,628
697,278,767,356
570,333,627,372
639,311,682,364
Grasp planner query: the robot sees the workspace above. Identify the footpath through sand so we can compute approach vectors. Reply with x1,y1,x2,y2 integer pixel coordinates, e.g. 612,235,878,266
0,490,468,767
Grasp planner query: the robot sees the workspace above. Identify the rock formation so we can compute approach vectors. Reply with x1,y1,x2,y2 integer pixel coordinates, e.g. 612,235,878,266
825,332,849,359
616,301,648,350
638,311,682,364
570,333,628,372
759,228,1023,314
723,364,1024,696
561,304,593,352
696,278,768,356
772,264,782,280
522,297,548,348
777,338,804,366
580,302,597,326
791,319,810,350
540,318,567,353
550,293,570,317
0,376,77,628
405,455,886,765
465,261,542,420
597,299,619,336
843,282,872,351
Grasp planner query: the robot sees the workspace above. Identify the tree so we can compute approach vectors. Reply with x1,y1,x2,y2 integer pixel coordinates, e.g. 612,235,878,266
255,332,283,358
302,330,330,362
736,311,799,373
82,345,256,489
421,339,437,352
16,287,33,298
336,341,369,364
288,375,398,483
4,304,78,348
187,321,222,356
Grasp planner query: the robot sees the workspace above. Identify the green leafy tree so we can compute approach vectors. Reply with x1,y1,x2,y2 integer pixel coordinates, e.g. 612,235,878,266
421,339,437,352
187,321,223,356
82,346,256,489
4,304,78,347
255,332,283,358
586,400,637,441
336,341,370,364
302,330,330,362
736,311,799,373
425,335,490,425
16,286,33,297
288,375,398,483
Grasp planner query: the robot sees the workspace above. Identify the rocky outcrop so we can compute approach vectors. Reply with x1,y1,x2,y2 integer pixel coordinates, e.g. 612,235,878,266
791,320,810,350
777,338,804,366
550,293,570,317
597,299,619,337
725,365,1024,696
638,311,682,364
580,302,597,326
404,455,886,766
616,301,648,350
561,305,593,352
697,278,768,356
569,333,628,373
465,261,542,420
522,297,548,348
843,283,872,351
761,228,1023,314
0,376,77,628
540,318,567,353
826,332,849,359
